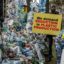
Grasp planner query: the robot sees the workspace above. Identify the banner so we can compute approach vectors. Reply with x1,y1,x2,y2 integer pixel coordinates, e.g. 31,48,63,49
32,13,62,35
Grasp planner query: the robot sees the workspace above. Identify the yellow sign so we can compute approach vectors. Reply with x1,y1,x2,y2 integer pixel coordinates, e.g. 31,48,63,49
32,13,62,35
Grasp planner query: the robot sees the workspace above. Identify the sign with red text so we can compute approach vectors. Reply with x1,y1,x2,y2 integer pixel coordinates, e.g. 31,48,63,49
32,13,62,35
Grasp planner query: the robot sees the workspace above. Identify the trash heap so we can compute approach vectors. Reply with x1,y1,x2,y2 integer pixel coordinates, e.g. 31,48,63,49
54,29,64,64
1,0,49,64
